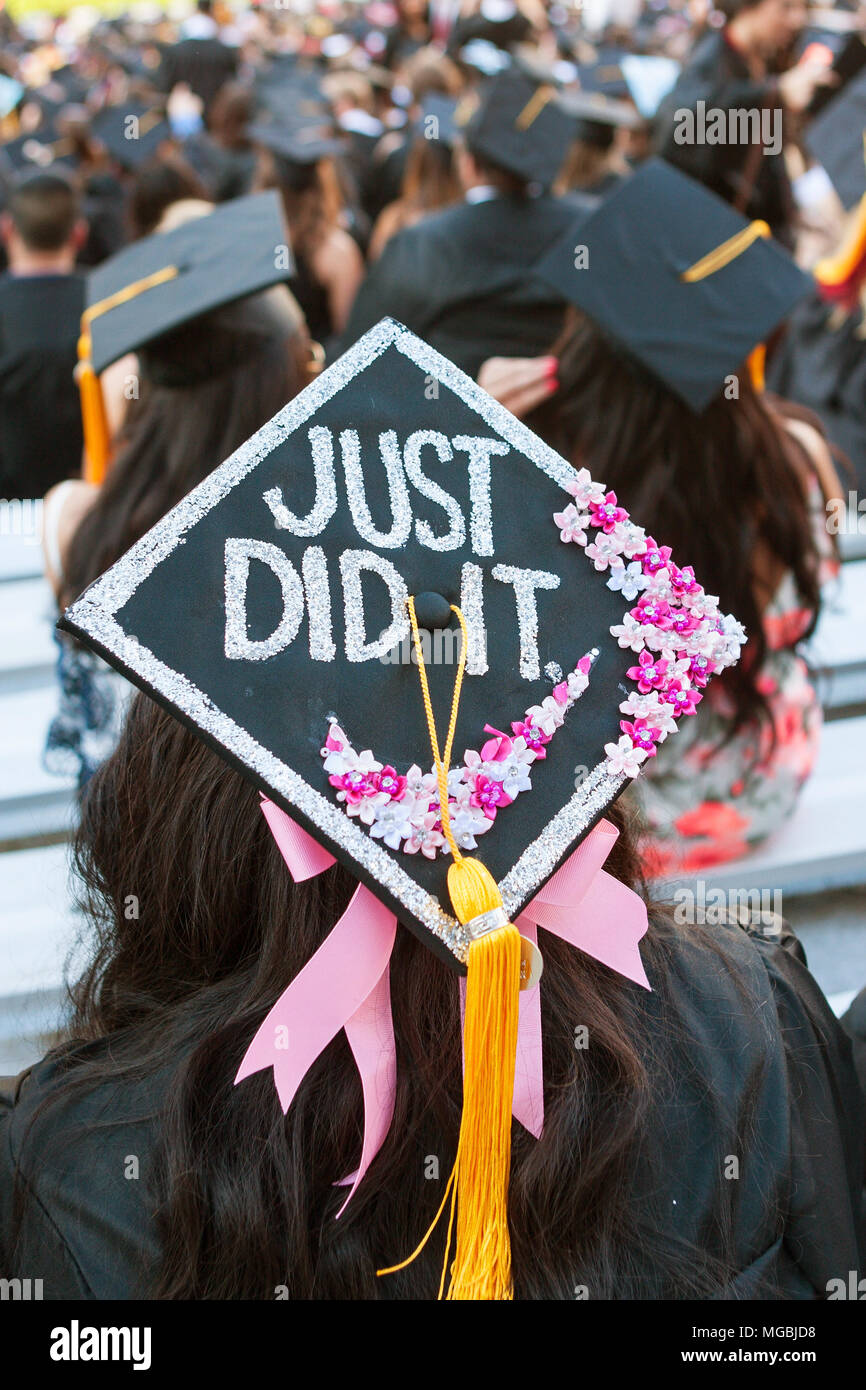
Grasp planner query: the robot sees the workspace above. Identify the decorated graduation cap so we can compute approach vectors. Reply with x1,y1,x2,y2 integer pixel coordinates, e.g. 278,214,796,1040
77,190,291,485
91,102,172,170
458,69,575,187
61,316,744,1299
533,158,812,410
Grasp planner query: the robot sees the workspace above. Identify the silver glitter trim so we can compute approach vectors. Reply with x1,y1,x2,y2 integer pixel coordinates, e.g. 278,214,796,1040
64,318,617,965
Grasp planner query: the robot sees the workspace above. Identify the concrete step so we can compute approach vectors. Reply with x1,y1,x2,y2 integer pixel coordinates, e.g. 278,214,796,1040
0,576,58,690
687,715,866,898
0,684,77,844
808,559,866,711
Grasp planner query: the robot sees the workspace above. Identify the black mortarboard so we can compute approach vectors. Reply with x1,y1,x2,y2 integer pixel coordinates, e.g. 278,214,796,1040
247,122,344,168
61,315,743,972
533,158,813,410
558,88,641,147
805,68,866,211
797,28,866,117
0,127,79,173
460,70,575,187
84,190,291,374
91,102,172,171
574,50,630,101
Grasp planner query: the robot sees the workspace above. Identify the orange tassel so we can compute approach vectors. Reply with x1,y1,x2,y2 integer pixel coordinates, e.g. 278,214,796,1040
77,332,111,485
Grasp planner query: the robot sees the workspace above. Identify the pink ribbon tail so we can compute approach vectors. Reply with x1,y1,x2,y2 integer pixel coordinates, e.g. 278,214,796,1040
511,818,651,1139
238,799,398,1214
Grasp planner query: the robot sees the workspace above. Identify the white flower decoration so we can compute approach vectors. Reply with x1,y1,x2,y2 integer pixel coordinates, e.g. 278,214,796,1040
604,735,648,779
610,613,647,653
369,796,416,849
447,809,493,853
486,747,534,798
607,559,646,602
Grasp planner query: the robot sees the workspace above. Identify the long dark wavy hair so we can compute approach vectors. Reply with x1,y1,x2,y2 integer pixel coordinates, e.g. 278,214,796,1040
61,295,307,610
527,311,838,740
11,694,753,1299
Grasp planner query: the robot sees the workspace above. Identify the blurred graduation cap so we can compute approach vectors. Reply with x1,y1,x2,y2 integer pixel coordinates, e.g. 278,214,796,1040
247,120,345,190
0,126,79,173
534,158,813,410
574,49,630,101
559,88,641,147
797,29,866,117
60,314,743,1296
805,68,866,211
620,54,680,119
456,38,512,77
77,191,291,481
91,103,172,171
459,70,575,187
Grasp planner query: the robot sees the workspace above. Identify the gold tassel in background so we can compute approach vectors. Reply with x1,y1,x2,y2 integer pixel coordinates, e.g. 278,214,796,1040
77,332,111,485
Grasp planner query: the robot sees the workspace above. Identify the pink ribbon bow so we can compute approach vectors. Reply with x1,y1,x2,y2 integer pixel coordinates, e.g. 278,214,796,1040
235,798,650,1213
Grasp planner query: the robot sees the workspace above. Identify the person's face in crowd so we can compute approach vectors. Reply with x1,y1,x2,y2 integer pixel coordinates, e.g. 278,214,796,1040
731,0,807,59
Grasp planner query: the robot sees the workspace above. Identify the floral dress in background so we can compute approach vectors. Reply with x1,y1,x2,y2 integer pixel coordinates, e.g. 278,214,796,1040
628,480,840,877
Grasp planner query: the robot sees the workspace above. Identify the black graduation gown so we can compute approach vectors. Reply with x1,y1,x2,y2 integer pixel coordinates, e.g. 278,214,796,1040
0,918,862,1299
653,30,794,246
0,271,85,499
768,292,866,492
341,193,578,377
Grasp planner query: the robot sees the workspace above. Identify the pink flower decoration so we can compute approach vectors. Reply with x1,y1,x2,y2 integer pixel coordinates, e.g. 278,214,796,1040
511,718,551,758
669,610,698,638
620,718,661,757
589,490,627,534
553,504,590,545
576,655,592,675
480,725,512,763
669,563,700,597
627,650,670,693
663,680,702,717
552,680,570,705
372,765,407,799
631,596,673,629
330,769,377,803
687,654,716,687
324,729,344,752
639,537,673,576
469,774,513,820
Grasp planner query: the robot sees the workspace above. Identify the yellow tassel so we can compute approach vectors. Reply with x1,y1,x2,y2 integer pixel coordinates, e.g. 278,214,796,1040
445,855,521,1301
815,191,866,304
375,599,522,1300
746,342,766,393
77,333,111,485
